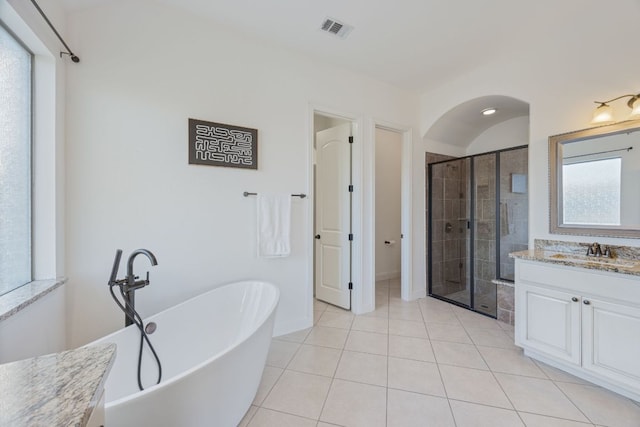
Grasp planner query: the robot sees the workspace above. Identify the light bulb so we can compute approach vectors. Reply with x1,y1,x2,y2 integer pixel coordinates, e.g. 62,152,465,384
591,103,614,124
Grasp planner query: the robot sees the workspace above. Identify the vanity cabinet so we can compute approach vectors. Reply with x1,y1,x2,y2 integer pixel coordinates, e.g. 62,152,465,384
515,259,640,401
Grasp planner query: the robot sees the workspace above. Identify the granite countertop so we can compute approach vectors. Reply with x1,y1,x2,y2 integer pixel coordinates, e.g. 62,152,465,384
0,343,116,427
510,249,640,276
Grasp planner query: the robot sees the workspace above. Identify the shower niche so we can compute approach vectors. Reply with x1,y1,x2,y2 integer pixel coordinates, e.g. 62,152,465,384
427,146,528,318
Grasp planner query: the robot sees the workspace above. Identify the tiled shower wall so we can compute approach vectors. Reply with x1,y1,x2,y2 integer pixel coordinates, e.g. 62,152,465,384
473,154,497,315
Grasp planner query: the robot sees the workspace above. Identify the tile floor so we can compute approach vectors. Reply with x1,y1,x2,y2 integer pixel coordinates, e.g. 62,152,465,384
238,279,640,427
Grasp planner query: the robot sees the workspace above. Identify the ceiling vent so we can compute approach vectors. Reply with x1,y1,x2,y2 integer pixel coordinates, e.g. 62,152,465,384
320,17,354,39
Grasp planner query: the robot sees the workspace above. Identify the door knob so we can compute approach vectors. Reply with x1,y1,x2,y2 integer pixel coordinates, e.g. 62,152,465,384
315,234,321,239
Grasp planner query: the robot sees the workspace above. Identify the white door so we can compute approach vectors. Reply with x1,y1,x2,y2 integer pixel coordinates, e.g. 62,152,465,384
315,123,352,309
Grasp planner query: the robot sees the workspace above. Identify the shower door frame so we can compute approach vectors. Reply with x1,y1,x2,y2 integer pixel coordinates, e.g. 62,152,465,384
427,145,528,318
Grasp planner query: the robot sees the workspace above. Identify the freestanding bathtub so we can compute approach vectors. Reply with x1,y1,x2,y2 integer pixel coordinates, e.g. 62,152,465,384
90,280,279,427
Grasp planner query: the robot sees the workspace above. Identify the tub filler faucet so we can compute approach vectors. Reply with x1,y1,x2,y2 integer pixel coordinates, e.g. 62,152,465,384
109,248,158,327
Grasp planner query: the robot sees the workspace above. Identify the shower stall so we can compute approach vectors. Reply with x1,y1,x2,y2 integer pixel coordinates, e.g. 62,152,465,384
427,146,528,317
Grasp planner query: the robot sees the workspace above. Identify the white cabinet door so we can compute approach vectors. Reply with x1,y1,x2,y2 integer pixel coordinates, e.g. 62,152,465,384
582,297,640,390
518,284,581,365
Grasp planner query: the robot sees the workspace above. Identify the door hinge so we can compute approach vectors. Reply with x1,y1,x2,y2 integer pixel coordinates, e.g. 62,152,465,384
348,233,354,241
348,184,353,192
348,282,353,290
348,136,354,144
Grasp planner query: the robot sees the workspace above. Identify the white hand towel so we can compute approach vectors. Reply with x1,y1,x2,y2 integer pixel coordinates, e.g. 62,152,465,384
257,193,291,258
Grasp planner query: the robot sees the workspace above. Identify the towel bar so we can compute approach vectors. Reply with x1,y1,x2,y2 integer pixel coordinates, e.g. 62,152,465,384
243,191,306,199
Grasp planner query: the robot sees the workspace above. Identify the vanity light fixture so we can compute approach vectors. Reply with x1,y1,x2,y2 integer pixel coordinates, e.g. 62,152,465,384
481,108,497,116
591,93,640,125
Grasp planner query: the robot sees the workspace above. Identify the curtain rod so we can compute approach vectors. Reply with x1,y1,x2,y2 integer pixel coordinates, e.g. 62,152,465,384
29,0,80,63
564,146,633,160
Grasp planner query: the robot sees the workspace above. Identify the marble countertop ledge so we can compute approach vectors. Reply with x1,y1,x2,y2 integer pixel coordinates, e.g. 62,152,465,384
0,279,67,322
510,249,640,276
0,343,116,427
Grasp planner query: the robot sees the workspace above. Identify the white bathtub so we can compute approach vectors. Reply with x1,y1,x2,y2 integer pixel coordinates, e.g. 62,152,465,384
90,280,279,427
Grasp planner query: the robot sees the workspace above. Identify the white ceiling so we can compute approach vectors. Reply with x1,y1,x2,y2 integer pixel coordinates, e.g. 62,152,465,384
59,0,607,92
59,0,639,143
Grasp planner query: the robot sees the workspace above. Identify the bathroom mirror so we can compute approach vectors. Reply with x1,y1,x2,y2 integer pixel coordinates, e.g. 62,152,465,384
549,119,640,238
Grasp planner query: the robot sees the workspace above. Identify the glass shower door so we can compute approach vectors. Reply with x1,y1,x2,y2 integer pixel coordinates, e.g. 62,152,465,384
428,158,471,307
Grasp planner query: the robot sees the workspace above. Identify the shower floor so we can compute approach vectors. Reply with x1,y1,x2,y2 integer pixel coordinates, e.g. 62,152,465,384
439,289,496,317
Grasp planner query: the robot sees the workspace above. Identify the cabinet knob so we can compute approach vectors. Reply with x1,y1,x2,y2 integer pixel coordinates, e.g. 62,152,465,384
583,300,591,305
315,234,321,239
571,297,578,302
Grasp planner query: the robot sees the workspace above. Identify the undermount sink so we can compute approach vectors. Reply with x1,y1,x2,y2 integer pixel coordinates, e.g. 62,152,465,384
547,253,638,268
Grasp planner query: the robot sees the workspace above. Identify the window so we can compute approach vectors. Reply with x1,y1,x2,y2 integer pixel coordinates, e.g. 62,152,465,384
562,157,621,226
0,24,32,296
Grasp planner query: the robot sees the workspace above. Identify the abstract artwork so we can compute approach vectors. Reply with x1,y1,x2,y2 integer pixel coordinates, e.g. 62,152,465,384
188,118,258,169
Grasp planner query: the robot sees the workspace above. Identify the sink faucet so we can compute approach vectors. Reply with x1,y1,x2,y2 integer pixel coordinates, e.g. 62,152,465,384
586,242,612,258
123,249,158,327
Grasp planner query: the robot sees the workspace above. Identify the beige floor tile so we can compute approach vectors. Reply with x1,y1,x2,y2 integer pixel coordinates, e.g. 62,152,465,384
450,400,524,427
388,335,435,362
351,316,389,334
477,346,546,378
276,328,312,343
344,330,388,355
262,370,331,420
518,412,595,426
314,299,328,311
388,357,446,397
253,366,283,405
317,311,354,329
335,350,387,386
534,361,591,385
238,405,258,427
439,365,512,409
419,296,457,312
426,323,472,344
457,312,504,330
465,327,518,349
317,423,343,427
314,310,324,325
389,306,423,322
247,408,317,427
422,309,462,325
304,326,349,349
389,318,428,339
266,340,300,368
495,373,589,422
432,340,488,370
360,306,389,318
288,344,342,377
325,304,351,314
556,382,640,427
320,379,386,427
387,389,455,427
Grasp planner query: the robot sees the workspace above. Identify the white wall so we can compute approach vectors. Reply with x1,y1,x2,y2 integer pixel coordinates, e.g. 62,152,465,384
466,116,529,156
0,0,67,358
64,0,419,346
414,0,640,303
375,128,402,280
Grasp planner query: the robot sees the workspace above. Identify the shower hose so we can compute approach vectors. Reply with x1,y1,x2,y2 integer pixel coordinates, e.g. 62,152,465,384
109,284,162,391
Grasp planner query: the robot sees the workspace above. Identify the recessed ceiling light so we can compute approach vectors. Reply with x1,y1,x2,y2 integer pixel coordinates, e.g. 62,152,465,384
482,108,497,116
